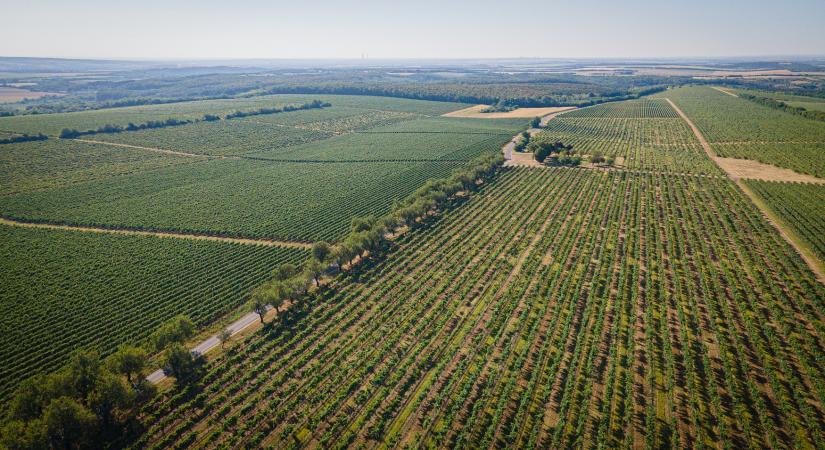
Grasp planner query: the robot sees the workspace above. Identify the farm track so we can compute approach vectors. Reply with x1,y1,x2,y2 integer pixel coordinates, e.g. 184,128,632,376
0,216,312,249
666,97,825,284
711,87,739,97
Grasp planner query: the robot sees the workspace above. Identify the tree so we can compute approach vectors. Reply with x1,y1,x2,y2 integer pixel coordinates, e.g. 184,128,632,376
65,351,101,400
272,263,297,281
590,150,605,164
88,374,134,430
219,329,232,349
149,315,195,352
42,397,96,450
162,344,199,382
304,258,326,286
311,241,331,263
250,288,270,323
107,345,147,383
530,117,541,128
534,145,551,163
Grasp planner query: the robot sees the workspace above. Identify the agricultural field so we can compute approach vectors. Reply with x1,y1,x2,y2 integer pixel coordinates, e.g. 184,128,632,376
653,86,825,177
0,94,470,136
533,99,721,174
0,139,197,195
744,180,825,262
134,168,825,449
0,158,466,242
0,225,307,400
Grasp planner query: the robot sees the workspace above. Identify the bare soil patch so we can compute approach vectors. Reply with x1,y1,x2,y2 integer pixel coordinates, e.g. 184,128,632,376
0,86,62,103
712,157,825,183
443,105,575,119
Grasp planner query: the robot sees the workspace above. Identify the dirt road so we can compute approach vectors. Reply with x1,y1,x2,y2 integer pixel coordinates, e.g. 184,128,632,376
666,97,825,283
0,216,312,249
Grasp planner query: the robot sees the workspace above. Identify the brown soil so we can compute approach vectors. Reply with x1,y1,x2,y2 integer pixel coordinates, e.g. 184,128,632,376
0,217,312,249
0,87,62,103
443,105,575,119
713,157,825,183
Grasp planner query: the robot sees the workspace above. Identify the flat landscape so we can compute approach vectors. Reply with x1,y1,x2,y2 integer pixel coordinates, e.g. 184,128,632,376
1,50,824,449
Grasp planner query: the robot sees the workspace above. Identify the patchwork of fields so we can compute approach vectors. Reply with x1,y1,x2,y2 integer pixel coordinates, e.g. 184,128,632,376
0,94,524,399
135,168,825,449
533,99,722,174
653,86,825,178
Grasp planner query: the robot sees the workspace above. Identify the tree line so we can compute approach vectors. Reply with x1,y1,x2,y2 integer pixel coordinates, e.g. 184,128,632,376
0,133,48,145
0,315,200,449
739,93,825,123
58,100,331,139
244,152,506,329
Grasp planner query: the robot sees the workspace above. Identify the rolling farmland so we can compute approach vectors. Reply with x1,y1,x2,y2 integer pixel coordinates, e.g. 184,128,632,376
133,167,825,449
0,94,522,404
0,225,307,400
653,86,825,177
533,99,722,174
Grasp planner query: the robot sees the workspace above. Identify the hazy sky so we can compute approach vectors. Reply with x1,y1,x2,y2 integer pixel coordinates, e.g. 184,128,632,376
3,0,824,59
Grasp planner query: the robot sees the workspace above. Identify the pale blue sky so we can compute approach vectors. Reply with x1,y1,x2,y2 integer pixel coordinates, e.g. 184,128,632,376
3,0,824,59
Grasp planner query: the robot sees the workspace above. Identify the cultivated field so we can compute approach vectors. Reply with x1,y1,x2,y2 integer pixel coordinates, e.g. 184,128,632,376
134,168,825,449
0,94,523,400
653,86,825,178
0,225,307,399
533,99,722,174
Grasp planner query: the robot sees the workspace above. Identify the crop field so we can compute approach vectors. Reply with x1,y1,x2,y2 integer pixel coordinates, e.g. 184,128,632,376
653,86,825,177
0,94,470,136
0,139,197,195
744,180,825,262
534,100,721,174
134,167,825,449
0,225,307,400
0,158,465,242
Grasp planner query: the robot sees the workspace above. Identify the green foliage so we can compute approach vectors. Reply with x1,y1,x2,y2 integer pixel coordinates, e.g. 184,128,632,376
149,315,195,352
162,344,202,383
0,226,307,400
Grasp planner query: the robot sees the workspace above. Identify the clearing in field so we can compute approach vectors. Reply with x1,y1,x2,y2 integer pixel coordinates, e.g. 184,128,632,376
713,156,825,183
443,104,575,118
0,86,61,103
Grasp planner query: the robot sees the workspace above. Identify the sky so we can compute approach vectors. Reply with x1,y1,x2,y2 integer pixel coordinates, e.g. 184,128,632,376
2,0,824,60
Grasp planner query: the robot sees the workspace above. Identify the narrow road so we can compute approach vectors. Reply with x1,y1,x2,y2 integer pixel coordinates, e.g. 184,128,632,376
666,97,825,283
71,138,217,159
0,216,312,249
146,307,274,383
502,108,574,164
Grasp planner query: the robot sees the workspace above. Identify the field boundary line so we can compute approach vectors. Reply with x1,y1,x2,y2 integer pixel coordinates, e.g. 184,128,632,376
70,138,217,159
666,96,825,283
0,216,312,249
711,86,739,97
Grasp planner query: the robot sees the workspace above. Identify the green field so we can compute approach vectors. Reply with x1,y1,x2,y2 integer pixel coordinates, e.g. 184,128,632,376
533,98,721,174
0,225,307,400
744,180,825,261
135,168,825,449
653,86,825,177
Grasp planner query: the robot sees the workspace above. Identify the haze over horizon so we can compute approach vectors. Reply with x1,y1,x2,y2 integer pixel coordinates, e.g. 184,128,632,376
3,0,824,60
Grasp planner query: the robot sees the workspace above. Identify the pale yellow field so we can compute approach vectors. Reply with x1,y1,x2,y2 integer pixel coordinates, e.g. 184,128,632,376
443,104,575,119
0,87,61,103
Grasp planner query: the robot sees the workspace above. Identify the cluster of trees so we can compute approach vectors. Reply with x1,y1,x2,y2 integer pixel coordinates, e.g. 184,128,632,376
589,150,615,166
739,93,825,122
0,349,153,449
531,141,576,164
514,131,532,152
0,316,200,448
0,133,48,145
224,100,330,119
59,118,193,139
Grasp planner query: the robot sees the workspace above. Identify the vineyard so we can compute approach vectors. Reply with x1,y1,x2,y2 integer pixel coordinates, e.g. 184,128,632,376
133,167,825,449
744,180,825,262
533,99,721,174
652,86,825,177
0,225,307,400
